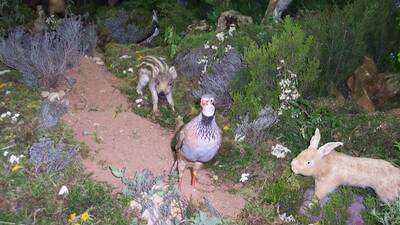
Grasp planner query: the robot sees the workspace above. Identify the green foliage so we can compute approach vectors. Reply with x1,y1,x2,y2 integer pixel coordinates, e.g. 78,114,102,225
0,0,34,36
0,72,128,225
300,0,399,94
370,198,400,225
164,25,182,58
189,211,225,225
261,167,305,211
231,17,319,119
275,98,400,161
177,32,215,52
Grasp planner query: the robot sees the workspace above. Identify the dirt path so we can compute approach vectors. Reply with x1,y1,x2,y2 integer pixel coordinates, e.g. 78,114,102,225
62,57,245,218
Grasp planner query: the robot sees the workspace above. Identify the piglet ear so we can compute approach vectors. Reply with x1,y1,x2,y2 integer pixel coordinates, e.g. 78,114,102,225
318,142,343,156
309,128,321,149
169,66,177,79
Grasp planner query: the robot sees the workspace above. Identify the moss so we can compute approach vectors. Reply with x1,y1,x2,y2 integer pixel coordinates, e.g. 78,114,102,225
177,32,215,52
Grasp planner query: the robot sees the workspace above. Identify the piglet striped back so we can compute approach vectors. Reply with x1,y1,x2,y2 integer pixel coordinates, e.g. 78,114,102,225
138,56,169,77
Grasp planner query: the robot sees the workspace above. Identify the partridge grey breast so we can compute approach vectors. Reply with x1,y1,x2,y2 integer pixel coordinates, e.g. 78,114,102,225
178,113,221,163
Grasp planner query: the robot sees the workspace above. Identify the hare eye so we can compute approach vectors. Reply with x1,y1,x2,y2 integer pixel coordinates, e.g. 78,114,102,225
306,161,312,166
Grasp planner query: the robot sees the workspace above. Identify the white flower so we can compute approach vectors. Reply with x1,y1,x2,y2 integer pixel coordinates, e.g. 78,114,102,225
271,144,291,159
224,45,233,52
58,185,69,195
128,68,134,73
0,69,11,75
240,173,250,183
9,154,19,164
1,113,7,118
279,213,296,222
6,111,11,116
234,134,245,143
211,45,218,50
5,90,10,95
135,98,143,104
123,70,127,74
19,154,24,158
119,55,132,59
228,25,236,36
3,151,9,156
203,41,210,49
280,59,285,64
216,32,225,42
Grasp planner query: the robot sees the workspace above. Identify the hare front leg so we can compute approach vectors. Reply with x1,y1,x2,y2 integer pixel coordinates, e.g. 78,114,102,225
315,179,337,200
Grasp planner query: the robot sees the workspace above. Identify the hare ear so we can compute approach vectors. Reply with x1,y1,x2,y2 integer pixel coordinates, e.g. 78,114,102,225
309,128,321,149
318,142,343,156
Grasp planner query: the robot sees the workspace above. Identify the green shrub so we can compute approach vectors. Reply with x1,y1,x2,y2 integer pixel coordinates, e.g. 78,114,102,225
370,198,400,225
300,0,399,94
231,17,319,119
0,0,33,36
274,98,400,161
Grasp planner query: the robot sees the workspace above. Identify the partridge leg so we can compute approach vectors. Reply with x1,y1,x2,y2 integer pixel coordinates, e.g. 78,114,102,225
191,162,203,189
191,169,197,188
177,160,186,191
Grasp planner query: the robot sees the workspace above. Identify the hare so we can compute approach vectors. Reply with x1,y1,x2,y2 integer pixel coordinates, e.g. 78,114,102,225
291,128,400,203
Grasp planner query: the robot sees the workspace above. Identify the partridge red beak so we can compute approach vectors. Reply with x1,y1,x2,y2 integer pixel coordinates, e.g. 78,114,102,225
200,99,208,107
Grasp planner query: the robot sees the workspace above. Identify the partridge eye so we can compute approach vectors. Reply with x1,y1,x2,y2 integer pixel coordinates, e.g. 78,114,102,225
210,99,214,104
168,81,173,86
155,80,160,85
306,161,312,166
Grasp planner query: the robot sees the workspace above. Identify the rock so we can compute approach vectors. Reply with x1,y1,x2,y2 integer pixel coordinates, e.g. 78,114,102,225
40,100,68,129
216,10,253,32
41,91,50,98
346,55,399,112
186,20,211,32
346,195,365,225
299,188,365,225
49,0,65,16
391,108,400,118
175,47,244,108
263,0,293,22
174,47,214,78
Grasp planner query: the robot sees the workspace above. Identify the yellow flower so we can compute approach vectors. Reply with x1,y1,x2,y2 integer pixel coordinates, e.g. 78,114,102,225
137,54,144,61
223,125,230,131
80,212,90,222
11,164,23,173
69,213,76,223
190,106,198,115
74,224,80,225
0,83,6,90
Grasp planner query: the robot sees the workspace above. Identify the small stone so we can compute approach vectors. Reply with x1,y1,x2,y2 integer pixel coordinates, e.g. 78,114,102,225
41,91,50,98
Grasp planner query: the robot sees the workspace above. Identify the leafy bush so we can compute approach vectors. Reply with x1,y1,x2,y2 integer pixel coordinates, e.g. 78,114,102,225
0,16,92,89
0,0,34,36
100,10,149,44
300,0,399,93
370,198,400,225
29,137,78,174
231,17,319,119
